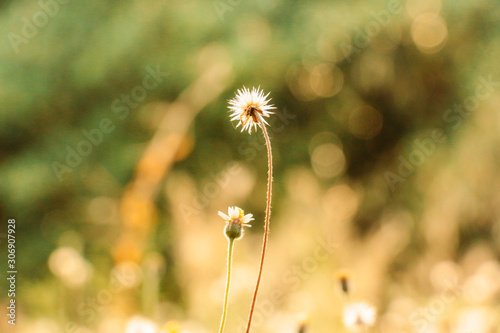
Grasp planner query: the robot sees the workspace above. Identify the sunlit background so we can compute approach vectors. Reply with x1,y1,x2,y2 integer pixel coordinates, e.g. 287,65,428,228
1,0,500,332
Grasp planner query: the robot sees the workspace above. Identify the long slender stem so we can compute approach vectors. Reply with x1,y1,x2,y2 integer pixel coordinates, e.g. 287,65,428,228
219,237,235,333
246,121,273,333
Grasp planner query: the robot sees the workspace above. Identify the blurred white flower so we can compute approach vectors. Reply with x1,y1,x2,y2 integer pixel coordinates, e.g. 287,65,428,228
125,316,157,333
48,246,92,288
343,302,376,331
228,86,275,134
452,307,494,333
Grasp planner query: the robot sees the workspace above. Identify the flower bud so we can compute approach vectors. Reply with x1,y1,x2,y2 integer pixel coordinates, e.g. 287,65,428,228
225,220,243,239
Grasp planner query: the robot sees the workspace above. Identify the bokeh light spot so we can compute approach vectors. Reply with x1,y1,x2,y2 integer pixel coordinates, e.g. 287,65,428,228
411,13,448,53
311,143,346,179
348,105,383,140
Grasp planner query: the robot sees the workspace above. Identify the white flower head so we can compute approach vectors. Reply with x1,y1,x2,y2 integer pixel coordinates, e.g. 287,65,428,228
125,316,157,333
228,86,276,134
218,206,254,239
343,302,376,331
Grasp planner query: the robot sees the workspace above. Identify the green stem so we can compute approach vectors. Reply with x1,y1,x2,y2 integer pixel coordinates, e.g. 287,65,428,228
219,237,235,333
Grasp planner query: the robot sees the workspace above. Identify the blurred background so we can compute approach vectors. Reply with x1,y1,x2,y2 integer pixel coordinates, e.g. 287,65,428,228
1,0,500,332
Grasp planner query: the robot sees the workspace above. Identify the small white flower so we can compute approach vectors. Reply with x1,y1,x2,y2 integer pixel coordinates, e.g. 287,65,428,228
218,206,254,226
218,206,254,239
343,302,376,331
228,86,276,134
125,316,157,333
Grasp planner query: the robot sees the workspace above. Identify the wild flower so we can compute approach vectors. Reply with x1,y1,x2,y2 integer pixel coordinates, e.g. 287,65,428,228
218,206,253,333
218,206,254,240
227,86,276,332
343,301,376,331
228,86,275,134
125,316,157,333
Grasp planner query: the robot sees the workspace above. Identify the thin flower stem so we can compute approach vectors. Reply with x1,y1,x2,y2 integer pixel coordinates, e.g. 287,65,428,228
246,121,273,333
219,237,235,333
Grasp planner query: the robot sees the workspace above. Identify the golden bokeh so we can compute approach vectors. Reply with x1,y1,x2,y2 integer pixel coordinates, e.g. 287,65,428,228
411,13,448,53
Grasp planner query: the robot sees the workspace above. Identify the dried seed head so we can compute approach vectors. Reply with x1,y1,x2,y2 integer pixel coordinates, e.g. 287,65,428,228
228,86,275,134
